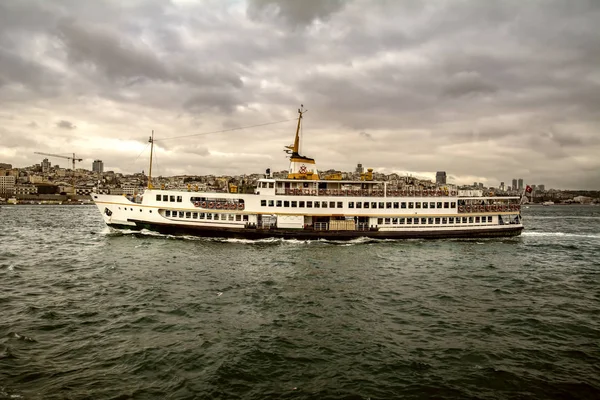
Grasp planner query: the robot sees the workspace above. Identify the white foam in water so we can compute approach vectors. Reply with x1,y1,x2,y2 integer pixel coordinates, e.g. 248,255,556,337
522,231,600,239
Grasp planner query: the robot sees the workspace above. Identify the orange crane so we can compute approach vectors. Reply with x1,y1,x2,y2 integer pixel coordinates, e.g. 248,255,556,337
34,152,83,171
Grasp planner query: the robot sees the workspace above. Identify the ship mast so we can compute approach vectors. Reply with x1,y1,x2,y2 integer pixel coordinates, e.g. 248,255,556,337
286,105,306,156
147,130,154,189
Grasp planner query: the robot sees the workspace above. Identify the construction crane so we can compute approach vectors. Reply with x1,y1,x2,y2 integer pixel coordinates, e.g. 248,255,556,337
34,152,83,171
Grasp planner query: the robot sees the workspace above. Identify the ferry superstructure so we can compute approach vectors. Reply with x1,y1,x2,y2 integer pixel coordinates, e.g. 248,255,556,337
93,108,523,240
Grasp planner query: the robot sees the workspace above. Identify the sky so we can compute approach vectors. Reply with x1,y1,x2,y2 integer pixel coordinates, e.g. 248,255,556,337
1,0,599,189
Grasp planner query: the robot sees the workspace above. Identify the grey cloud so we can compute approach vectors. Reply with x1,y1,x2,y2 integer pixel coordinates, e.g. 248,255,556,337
56,120,76,130
247,0,346,26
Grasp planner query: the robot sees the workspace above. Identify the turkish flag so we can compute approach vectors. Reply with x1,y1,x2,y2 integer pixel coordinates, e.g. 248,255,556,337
526,185,532,193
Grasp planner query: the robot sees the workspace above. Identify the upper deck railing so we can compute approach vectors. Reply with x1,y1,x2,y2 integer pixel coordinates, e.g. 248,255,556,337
278,188,459,197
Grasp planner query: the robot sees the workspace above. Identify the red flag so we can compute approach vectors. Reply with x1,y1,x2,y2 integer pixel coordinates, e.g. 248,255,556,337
525,185,532,193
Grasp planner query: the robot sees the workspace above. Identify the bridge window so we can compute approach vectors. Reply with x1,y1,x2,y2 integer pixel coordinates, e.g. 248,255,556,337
170,196,175,202
243,215,248,222
442,217,447,224
276,200,282,207
407,218,412,224
444,202,449,208
307,201,313,208
156,195,161,201
363,202,369,208
430,202,435,208
449,217,454,223
299,201,305,207
284,201,289,207
337,202,343,208
236,215,241,221
177,196,182,202
392,218,398,224
451,202,456,208
314,202,320,208
349,202,354,208
488,216,493,222
207,214,212,220
386,202,392,209
469,217,473,223
322,201,328,208
356,202,361,209
422,202,428,209
462,217,467,223
330,202,336,208
393,202,399,209
163,195,168,201
385,218,391,224
475,216,480,223
261,200,267,206
378,202,384,208
228,214,234,221
192,212,198,219
291,201,297,208
371,202,377,209
455,217,460,224
414,218,419,225
428,217,433,224
179,211,184,218
437,202,442,208
268,200,274,207
186,212,191,218
399,218,405,224
421,218,426,224
401,202,406,209
166,210,171,217
408,202,414,209
199,213,205,219
435,217,441,224
415,202,421,209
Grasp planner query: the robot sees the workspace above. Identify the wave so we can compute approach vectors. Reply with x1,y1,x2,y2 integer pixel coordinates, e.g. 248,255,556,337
522,232,600,239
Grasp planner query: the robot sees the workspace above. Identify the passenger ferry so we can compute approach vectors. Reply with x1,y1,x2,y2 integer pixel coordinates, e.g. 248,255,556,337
92,107,523,240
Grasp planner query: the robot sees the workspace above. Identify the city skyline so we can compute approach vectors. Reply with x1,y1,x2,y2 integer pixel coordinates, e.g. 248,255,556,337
1,1,599,189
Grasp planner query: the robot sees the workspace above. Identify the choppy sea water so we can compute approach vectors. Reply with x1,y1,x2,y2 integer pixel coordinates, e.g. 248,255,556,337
0,205,599,400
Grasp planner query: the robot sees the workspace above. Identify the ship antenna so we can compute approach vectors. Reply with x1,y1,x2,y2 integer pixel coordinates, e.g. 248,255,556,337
147,130,154,189
292,105,307,155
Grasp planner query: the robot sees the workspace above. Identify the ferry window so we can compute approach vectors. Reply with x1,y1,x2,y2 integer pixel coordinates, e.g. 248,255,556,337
229,214,234,221
378,202,384,208
307,201,313,208
385,218,391,224
269,200,274,207
415,202,421,209
386,202,392,209
179,211,184,218
166,210,171,217
349,202,354,208
451,202,456,208
435,217,441,224
207,214,212,220
363,202,369,208
261,200,267,206
488,216,492,222
430,202,435,208
449,217,454,223
330,202,336,208
392,218,398,224
156,195,161,201
170,195,175,202
442,217,447,224
469,217,474,223
284,201,290,207
399,218,405,224
422,202,428,209
299,201,305,207
444,202,449,209
428,217,433,224
377,218,383,225
291,201,297,208
455,217,460,224
269,182,274,188
163,195,168,201
192,212,198,219
437,202,442,208
421,218,426,224
393,202,399,209
236,215,241,221
243,215,248,222
414,218,419,225
200,213,205,219
475,216,480,223
408,202,414,209
177,196,182,202
407,218,412,224
462,217,468,223
213,214,219,220
185,212,191,218
356,202,361,209
337,202,343,208
322,201,328,208
314,202,320,208
276,200,282,207
401,202,406,209
371,202,377,209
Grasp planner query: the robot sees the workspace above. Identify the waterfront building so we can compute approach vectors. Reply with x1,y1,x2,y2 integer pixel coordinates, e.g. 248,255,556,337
92,160,104,174
436,171,447,185
41,158,51,173
512,179,517,190
518,178,524,191
355,163,364,174
0,175,16,198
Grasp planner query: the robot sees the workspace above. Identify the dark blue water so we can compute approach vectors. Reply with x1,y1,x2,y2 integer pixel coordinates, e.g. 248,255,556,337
1,205,599,399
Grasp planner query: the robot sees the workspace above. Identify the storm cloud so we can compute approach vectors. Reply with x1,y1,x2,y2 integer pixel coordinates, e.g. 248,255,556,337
0,0,599,189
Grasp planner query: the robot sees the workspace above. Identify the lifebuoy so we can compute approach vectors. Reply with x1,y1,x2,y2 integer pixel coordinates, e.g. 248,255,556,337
459,206,465,212
194,201,200,207
451,191,456,196
466,206,471,212
238,203,244,210
208,202,214,209
200,201,207,208
299,165,307,174
216,202,222,209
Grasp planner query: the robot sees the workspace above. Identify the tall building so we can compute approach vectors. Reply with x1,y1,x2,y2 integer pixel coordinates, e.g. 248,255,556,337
500,181,505,191
436,171,447,185
518,178,524,190
512,179,517,190
355,163,364,174
0,175,16,198
92,159,104,174
41,158,51,173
